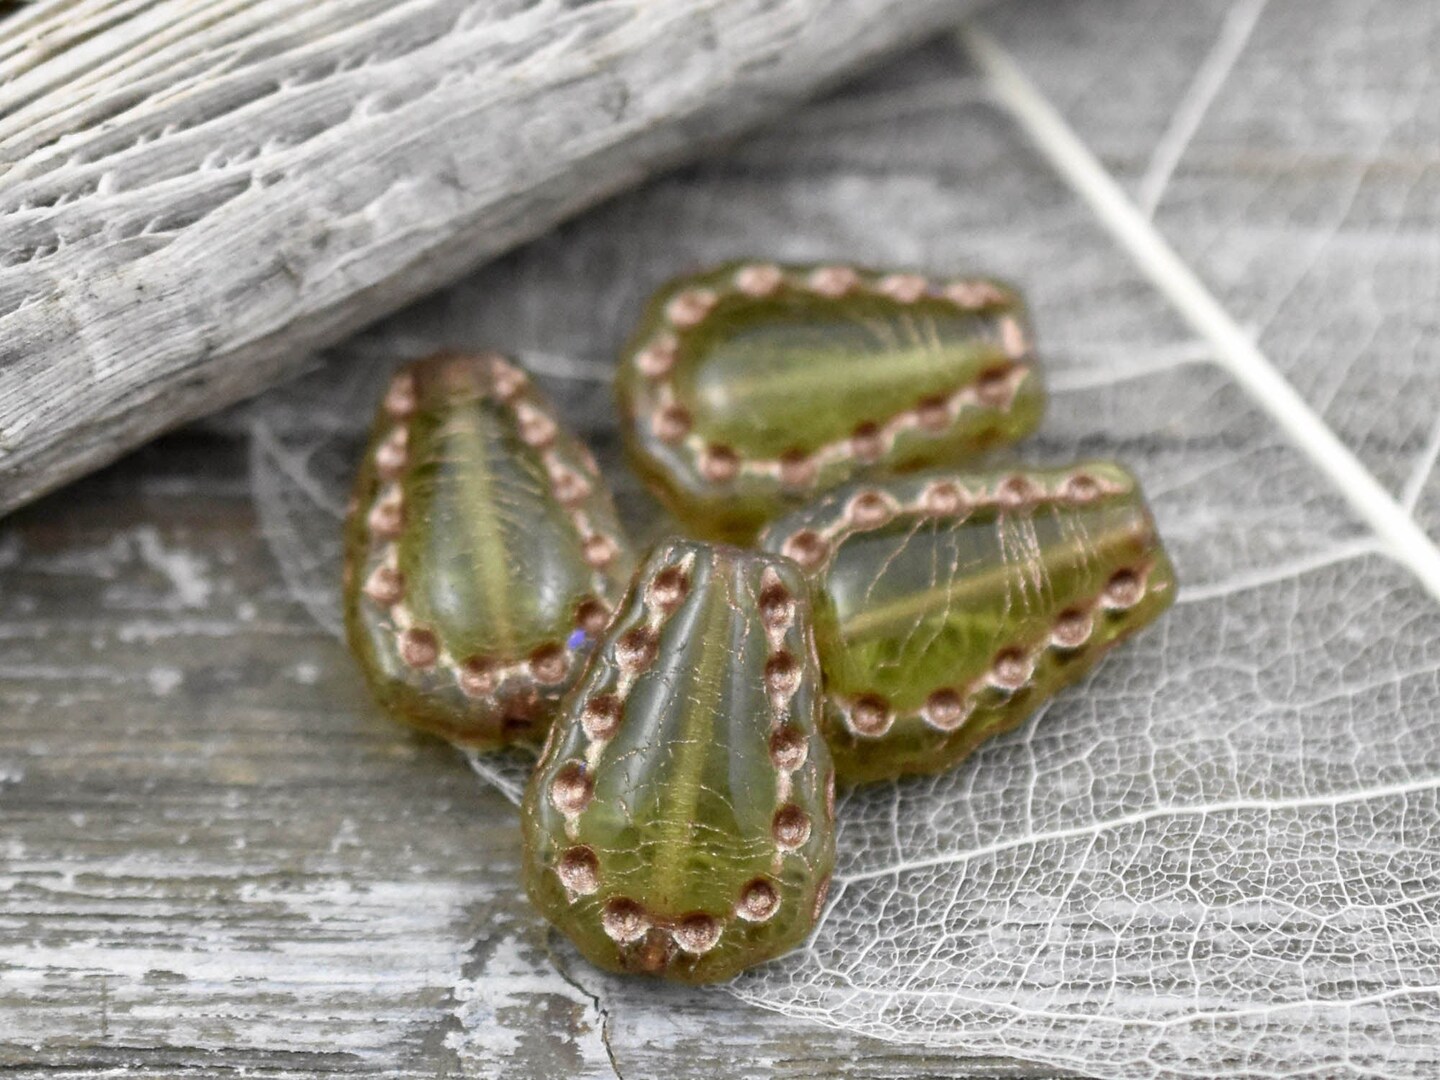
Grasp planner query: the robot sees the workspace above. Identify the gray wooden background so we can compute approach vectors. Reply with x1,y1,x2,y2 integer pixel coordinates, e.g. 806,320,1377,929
4,1,1438,1077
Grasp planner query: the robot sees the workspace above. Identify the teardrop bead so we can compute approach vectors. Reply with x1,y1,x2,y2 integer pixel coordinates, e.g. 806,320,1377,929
759,463,1176,784
343,351,635,749
616,262,1045,540
522,538,836,982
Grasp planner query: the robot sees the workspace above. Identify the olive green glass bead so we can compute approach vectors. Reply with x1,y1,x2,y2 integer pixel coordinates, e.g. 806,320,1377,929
522,538,836,983
616,261,1045,540
343,352,636,749
759,463,1176,784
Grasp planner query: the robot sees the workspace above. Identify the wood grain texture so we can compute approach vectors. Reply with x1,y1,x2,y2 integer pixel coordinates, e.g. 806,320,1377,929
0,0,982,518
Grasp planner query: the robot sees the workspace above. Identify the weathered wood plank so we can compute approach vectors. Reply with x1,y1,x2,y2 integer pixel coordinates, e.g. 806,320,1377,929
0,0,986,518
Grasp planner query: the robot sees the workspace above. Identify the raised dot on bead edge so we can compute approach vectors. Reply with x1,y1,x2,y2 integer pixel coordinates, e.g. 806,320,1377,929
921,480,967,517
975,364,1018,408
989,647,1033,691
1051,608,1095,649
915,396,951,433
945,279,1008,309
517,406,558,449
808,265,860,298
778,450,817,489
847,489,896,528
583,534,618,569
615,627,658,672
550,761,593,814
1103,568,1145,609
375,429,408,476
769,725,808,770
550,467,591,506
557,846,600,896
764,651,802,699
737,878,780,922
878,273,928,303
582,693,624,740
490,356,529,401
637,336,679,378
384,373,418,417
364,565,404,606
849,423,885,463
1062,473,1102,504
759,583,796,629
576,598,612,635
944,281,986,308
667,289,718,329
997,473,1040,509
367,497,404,538
735,263,785,297
782,530,829,571
458,657,497,697
848,695,894,738
399,627,439,669
699,445,740,484
671,913,723,955
653,404,692,444
922,688,967,732
529,643,569,685
647,566,690,612
601,898,651,944
772,805,812,851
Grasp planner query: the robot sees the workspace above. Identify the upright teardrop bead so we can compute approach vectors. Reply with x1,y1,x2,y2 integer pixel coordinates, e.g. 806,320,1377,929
522,538,836,983
616,262,1045,540
759,463,1176,784
343,352,636,749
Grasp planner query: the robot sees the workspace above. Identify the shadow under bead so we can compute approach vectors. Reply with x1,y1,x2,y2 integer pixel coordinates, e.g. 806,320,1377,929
759,462,1177,784
343,351,636,749
616,261,1045,542
522,538,836,983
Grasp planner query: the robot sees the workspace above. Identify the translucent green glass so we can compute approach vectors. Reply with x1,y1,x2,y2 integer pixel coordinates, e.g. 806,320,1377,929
522,539,836,982
343,352,635,749
616,262,1045,540
760,463,1177,784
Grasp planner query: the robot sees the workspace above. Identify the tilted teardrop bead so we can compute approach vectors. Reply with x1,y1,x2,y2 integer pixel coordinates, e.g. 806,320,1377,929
616,262,1044,540
343,351,635,749
760,463,1176,784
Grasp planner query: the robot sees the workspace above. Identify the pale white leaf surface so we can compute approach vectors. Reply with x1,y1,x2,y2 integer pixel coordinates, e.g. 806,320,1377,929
986,0,1440,529
242,9,1440,1076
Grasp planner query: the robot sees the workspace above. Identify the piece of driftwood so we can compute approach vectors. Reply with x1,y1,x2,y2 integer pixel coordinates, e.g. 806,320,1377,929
0,0,985,517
